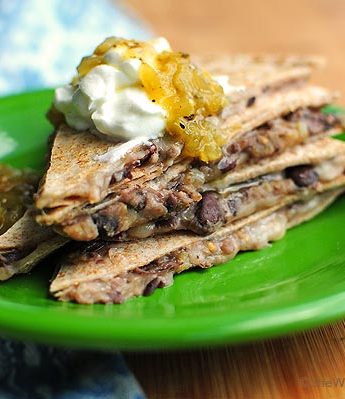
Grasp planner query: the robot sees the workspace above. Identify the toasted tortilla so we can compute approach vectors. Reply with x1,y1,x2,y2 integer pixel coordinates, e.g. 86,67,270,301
194,54,325,104
51,177,345,284
38,158,193,227
195,54,325,79
50,206,280,293
43,137,345,241
35,126,184,210
208,137,345,189
0,211,67,281
220,85,336,139
50,188,343,304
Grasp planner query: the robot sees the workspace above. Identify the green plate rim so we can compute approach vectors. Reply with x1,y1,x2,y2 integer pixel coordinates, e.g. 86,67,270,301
1,289,345,350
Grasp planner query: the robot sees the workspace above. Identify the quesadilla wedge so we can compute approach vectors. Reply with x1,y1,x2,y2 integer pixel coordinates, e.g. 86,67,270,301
0,210,66,280
35,45,338,239
35,87,342,240
50,188,344,304
0,165,67,281
49,136,345,241
37,85,336,212
122,155,345,240
0,164,38,235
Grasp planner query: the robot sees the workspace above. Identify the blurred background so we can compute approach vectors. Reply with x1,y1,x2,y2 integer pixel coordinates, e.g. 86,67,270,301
126,0,344,97
0,0,344,98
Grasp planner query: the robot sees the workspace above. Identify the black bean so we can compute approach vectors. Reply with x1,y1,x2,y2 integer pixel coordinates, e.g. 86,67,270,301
123,166,133,179
165,193,179,212
143,278,161,296
282,111,294,121
196,192,223,226
305,112,340,135
226,142,241,155
246,96,256,107
218,156,237,173
258,121,273,130
140,143,157,164
285,165,319,187
283,108,340,135
92,214,119,239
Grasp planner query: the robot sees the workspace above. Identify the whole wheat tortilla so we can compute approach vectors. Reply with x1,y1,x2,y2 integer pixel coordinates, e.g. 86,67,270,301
37,158,192,226
42,137,345,235
0,211,67,281
50,188,344,303
194,53,325,103
208,137,345,190
50,173,345,295
220,85,336,140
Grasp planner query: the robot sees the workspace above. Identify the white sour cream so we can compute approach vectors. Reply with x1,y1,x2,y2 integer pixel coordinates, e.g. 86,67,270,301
54,38,171,141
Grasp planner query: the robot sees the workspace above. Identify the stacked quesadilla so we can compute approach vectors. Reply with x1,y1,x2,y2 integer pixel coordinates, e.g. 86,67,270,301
35,55,343,242
51,190,343,303
1,40,345,304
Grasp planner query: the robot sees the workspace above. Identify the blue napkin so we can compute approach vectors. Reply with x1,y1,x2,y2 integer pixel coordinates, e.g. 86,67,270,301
0,0,151,95
0,0,151,397
0,338,145,399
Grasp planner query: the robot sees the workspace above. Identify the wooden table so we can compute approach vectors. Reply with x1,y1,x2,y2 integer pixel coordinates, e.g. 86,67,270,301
124,0,345,397
127,324,345,399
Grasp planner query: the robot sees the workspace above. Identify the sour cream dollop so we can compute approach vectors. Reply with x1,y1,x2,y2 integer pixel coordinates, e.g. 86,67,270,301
54,38,171,140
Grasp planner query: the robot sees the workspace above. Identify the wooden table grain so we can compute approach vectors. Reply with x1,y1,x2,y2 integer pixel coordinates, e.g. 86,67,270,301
123,0,345,397
127,323,345,399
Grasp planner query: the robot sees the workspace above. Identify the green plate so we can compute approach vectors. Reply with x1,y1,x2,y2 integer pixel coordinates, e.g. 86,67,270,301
0,90,345,350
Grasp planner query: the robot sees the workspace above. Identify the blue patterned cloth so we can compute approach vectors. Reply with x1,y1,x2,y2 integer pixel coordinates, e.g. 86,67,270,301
0,0,151,95
0,339,145,399
0,0,150,397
